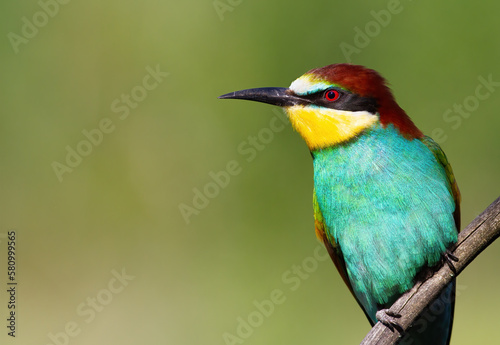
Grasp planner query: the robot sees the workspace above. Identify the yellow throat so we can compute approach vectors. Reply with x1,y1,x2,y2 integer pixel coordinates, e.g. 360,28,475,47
285,105,378,150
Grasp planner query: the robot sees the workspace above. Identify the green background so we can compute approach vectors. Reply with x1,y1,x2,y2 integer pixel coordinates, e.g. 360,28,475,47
0,1,499,344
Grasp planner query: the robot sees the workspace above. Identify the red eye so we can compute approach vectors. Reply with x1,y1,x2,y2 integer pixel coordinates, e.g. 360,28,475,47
324,89,340,101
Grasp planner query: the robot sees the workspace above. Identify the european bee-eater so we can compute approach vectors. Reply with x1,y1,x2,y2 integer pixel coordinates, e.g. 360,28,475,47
219,64,460,345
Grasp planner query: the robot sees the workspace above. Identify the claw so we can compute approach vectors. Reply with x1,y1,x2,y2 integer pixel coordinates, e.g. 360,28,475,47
376,309,403,334
444,249,459,274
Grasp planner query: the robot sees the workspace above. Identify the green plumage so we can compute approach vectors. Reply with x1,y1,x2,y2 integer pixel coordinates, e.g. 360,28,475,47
312,123,458,345
313,124,458,321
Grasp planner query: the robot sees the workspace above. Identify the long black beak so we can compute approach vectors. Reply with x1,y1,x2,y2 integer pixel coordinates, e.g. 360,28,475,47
218,87,307,107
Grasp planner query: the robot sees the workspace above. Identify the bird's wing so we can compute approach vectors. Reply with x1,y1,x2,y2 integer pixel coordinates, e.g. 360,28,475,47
313,190,351,288
313,190,375,325
420,136,460,345
419,136,461,230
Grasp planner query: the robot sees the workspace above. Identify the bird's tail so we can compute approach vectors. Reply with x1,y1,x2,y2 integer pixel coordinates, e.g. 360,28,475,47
399,281,455,345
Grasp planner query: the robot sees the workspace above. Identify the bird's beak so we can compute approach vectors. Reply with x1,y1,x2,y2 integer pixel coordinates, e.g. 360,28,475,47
218,87,307,107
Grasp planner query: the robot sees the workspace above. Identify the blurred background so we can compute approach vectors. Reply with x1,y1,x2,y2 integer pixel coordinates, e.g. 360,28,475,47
0,1,499,344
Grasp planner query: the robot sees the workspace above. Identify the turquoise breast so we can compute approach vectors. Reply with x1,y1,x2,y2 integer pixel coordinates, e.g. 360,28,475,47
312,124,457,321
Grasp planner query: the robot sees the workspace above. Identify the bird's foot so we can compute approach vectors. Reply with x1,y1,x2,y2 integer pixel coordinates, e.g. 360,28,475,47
443,249,459,275
375,309,403,333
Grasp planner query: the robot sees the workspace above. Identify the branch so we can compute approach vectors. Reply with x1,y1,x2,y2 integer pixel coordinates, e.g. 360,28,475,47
360,196,500,345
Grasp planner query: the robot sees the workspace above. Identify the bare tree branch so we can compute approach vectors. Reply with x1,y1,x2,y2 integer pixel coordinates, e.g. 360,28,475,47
360,196,500,345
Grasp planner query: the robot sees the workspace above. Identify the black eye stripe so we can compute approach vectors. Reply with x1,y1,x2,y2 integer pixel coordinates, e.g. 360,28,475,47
300,87,345,102
299,88,378,114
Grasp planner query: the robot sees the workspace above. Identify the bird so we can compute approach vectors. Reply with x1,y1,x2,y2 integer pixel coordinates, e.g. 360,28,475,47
219,64,461,345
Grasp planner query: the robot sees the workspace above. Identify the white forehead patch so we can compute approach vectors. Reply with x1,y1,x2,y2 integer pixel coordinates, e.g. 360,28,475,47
289,75,331,95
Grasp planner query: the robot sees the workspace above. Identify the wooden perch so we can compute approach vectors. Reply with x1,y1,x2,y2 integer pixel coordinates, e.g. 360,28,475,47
360,196,500,345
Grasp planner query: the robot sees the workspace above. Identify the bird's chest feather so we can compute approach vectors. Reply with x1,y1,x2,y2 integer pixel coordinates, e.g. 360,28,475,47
312,125,457,319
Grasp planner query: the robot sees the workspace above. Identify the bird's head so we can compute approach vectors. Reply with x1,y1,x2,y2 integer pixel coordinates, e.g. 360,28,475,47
219,63,422,150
